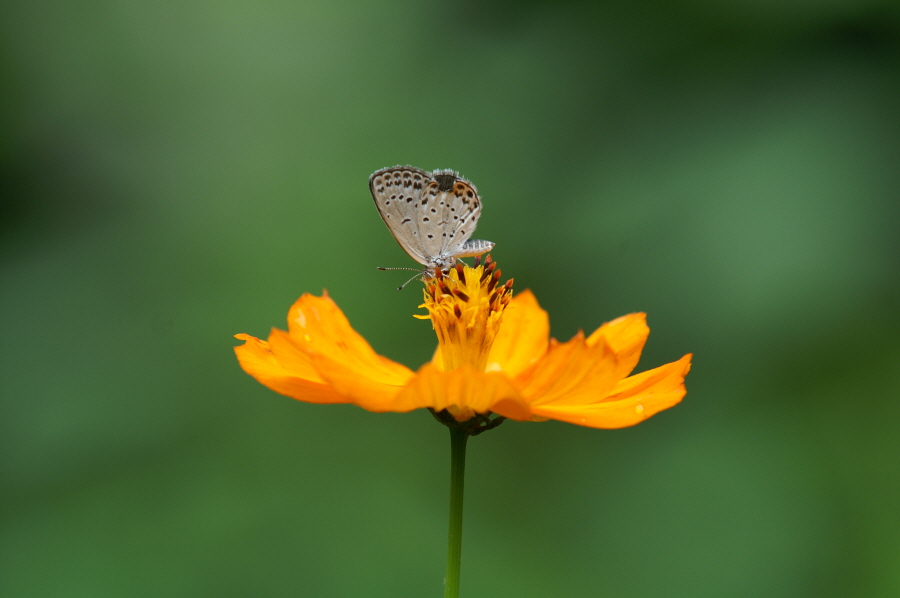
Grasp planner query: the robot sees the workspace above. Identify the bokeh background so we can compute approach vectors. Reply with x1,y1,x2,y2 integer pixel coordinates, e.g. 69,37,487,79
2,1,899,596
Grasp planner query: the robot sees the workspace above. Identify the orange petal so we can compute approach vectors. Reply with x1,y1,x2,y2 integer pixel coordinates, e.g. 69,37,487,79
530,354,692,428
233,333,345,404
586,312,648,378
515,332,621,407
269,295,414,412
285,293,412,382
485,289,550,376
288,293,398,376
392,362,526,421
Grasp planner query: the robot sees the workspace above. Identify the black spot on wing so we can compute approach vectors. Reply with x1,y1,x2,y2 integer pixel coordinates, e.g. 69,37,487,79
434,173,457,192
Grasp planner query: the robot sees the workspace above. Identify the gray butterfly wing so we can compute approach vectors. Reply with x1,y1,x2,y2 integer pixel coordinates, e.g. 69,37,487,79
420,169,483,260
369,166,431,266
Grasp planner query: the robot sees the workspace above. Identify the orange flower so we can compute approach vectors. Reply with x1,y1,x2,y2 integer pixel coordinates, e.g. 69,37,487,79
234,258,691,429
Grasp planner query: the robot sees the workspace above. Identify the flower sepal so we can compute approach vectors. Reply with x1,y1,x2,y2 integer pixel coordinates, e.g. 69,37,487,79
429,408,507,437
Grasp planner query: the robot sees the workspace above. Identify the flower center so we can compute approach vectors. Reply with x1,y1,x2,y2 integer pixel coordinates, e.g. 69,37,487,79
417,256,514,372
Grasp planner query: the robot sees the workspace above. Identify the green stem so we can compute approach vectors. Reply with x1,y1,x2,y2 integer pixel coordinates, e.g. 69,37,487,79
445,425,468,598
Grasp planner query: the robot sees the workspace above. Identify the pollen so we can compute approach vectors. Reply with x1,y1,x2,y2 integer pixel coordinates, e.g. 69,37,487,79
417,255,514,372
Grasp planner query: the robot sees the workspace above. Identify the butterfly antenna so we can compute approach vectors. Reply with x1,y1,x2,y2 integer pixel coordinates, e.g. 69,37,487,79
396,271,425,291
376,267,425,291
376,267,421,272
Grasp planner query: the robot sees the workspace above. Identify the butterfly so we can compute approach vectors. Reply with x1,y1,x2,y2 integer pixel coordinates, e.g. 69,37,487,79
369,166,494,285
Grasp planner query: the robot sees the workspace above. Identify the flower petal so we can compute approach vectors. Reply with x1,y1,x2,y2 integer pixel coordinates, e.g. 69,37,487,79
285,293,412,382
485,289,549,376
233,333,345,403
515,332,621,407
586,312,648,378
530,353,692,428
272,294,414,411
604,353,692,404
392,362,526,421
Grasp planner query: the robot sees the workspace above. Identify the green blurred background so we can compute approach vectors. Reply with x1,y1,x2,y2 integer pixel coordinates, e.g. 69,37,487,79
2,1,899,596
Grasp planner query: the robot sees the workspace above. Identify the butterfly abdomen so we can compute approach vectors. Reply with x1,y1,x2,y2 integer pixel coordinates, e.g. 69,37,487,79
456,239,494,257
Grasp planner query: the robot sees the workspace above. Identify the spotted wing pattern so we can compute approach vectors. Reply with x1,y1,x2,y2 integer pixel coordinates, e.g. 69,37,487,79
369,166,490,272
369,166,431,266
416,169,482,263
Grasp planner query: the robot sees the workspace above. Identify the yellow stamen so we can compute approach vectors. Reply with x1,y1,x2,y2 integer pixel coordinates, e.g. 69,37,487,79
416,256,514,373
